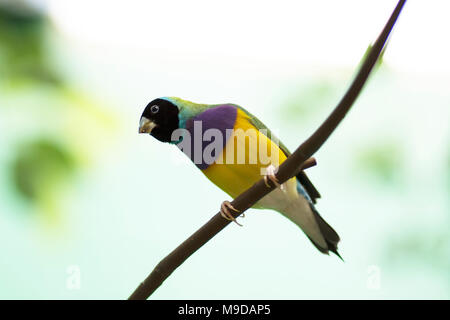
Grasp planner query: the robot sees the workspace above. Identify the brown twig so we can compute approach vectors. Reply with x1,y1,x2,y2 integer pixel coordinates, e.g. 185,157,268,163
128,0,407,300
299,157,317,171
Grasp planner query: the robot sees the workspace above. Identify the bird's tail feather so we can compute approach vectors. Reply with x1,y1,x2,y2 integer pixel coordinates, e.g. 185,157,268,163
307,203,343,260
279,194,342,259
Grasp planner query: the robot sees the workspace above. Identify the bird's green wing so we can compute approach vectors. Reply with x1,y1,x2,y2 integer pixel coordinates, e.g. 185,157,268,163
237,105,321,203
233,105,290,155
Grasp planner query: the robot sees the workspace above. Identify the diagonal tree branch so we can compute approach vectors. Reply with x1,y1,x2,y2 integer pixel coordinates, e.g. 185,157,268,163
128,0,407,300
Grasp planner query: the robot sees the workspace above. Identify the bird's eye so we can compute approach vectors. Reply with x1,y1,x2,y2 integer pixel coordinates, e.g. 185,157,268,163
150,105,160,113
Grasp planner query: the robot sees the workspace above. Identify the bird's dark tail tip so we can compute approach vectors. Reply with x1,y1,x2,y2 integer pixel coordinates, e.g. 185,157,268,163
307,203,343,261
327,241,344,262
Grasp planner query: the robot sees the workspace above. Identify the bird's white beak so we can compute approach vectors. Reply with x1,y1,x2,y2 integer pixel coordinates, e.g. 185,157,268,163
139,117,157,134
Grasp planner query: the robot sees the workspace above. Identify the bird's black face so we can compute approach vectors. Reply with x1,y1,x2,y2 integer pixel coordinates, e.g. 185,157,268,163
139,98,179,143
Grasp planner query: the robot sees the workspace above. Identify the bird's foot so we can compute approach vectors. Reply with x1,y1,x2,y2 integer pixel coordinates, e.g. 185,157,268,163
220,201,242,226
263,164,285,191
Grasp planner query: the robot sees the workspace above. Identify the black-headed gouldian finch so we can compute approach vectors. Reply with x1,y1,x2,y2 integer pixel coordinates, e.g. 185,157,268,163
139,97,341,258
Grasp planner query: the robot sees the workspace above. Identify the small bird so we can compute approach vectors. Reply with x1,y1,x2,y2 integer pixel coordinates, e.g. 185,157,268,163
139,97,341,258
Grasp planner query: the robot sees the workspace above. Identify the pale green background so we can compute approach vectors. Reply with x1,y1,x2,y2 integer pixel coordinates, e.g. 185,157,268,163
0,0,448,299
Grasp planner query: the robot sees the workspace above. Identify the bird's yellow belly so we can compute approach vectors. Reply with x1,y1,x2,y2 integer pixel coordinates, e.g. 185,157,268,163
202,109,297,202
203,161,268,199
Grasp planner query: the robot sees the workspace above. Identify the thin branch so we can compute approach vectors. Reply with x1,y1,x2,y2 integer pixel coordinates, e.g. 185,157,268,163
128,0,407,300
299,157,317,170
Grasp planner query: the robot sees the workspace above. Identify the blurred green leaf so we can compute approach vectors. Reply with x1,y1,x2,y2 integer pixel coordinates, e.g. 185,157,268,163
11,139,75,202
0,2,62,86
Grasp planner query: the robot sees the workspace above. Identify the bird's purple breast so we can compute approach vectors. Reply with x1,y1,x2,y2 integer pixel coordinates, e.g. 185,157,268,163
182,104,237,170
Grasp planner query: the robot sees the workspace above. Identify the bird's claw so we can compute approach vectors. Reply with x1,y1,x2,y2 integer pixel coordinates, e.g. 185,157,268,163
220,201,242,226
264,165,285,191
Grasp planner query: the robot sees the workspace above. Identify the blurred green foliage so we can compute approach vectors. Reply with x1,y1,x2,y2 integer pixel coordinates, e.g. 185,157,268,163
281,80,338,122
12,139,75,202
384,228,450,287
447,144,450,192
280,44,387,124
0,1,114,221
356,142,404,185
1,1,71,212
0,2,61,85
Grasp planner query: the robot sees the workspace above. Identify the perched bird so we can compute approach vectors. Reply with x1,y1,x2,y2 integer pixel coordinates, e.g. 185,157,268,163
139,97,341,258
